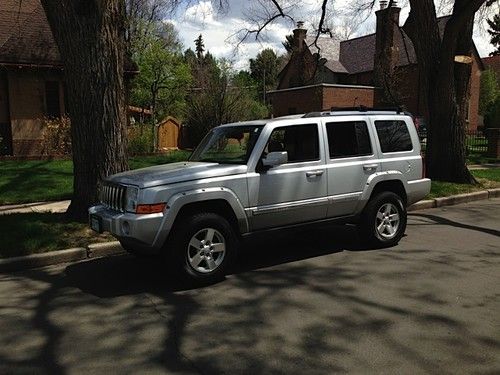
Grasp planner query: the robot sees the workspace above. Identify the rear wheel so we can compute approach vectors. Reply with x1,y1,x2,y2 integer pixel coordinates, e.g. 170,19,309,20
166,212,238,284
358,191,407,247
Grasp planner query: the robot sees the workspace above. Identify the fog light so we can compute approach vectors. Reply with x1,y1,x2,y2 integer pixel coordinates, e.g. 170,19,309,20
122,221,130,235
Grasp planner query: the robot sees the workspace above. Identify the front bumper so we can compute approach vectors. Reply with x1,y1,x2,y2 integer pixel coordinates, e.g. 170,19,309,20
88,204,165,252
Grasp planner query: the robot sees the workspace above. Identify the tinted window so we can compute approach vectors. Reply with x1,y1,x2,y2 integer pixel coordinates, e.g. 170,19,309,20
266,124,319,163
375,120,412,153
326,121,372,158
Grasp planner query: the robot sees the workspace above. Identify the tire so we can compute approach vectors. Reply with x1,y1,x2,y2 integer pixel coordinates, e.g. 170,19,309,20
358,191,407,248
166,212,239,284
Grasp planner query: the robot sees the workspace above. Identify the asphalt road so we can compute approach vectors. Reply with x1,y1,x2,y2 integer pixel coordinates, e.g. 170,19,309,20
1,199,499,374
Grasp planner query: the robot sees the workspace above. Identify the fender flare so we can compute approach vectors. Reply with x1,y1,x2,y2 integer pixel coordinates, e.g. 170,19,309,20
152,187,249,248
355,171,407,213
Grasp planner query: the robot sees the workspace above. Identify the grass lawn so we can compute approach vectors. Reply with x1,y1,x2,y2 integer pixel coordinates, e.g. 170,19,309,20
0,151,191,205
428,169,500,199
0,213,113,258
0,162,498,259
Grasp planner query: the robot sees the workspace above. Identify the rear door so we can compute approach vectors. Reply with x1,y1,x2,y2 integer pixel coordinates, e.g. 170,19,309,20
323,116,380,217
372,116,422,181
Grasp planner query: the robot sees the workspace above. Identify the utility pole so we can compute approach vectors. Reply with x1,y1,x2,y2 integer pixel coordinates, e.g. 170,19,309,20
263,66,266,103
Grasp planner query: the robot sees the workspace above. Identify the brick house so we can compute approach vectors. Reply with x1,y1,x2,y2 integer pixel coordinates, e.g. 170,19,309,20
269,3,484,130
482,55,500,77
0,0,137,156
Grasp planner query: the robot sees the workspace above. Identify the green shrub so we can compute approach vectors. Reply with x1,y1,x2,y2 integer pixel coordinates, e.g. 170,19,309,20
41,116,72,155
128,125,154,155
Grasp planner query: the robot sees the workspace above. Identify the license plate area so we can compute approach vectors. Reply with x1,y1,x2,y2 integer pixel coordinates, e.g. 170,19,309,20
90,214,103,233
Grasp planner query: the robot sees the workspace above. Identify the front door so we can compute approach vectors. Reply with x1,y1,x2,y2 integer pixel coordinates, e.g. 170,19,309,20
247,122,328,230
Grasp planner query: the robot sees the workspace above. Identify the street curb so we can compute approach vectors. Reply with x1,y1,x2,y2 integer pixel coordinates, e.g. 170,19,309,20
408,188,500,211
0,248,87,273
87,241,125,258
1,189,499,273
0,242,125,273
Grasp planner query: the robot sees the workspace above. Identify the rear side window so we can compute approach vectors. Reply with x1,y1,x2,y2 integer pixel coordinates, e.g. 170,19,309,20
375,120,413,153
266,124,319,163
326,121,372,158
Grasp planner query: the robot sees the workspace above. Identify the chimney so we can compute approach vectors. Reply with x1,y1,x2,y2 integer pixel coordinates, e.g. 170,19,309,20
376,1,400,34
374,0,401,102
293,21,307,52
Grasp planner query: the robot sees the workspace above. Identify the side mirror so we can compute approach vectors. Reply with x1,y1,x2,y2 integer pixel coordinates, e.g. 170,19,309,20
262,151,288,168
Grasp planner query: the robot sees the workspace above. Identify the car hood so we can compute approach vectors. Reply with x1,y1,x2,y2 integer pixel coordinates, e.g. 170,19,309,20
107,162,248,188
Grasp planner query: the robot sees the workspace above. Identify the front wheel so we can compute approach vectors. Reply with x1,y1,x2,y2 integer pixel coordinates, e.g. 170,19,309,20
358,192,407,247
166,212,238,284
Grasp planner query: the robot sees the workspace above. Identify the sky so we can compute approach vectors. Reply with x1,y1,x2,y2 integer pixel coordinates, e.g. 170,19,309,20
167,0,497,71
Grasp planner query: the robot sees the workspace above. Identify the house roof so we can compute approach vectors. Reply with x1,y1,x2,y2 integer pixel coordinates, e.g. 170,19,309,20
306,15,483,76
482,55,500,75
0,0,60,67
338,17,453,74
306,35,348,73
0,0,138,72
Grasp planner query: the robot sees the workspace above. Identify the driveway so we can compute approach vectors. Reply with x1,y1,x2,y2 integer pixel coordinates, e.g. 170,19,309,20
1,199,499,374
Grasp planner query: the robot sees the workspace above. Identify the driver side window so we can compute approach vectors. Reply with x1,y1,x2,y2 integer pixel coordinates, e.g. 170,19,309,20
264,124,319,163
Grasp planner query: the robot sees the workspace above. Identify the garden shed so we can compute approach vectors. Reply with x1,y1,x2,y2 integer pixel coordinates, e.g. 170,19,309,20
157,116,181,150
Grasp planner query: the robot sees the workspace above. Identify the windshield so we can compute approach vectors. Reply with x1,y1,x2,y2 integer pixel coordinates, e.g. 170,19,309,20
190,125,264,164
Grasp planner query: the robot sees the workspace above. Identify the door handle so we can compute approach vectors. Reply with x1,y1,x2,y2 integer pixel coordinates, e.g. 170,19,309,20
306,170,324,177
363,164,378,171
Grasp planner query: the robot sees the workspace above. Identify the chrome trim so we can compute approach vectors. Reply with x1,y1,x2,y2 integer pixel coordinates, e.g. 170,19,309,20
328,192,362,202
100,182,126,212
250,196,329,216
248,192,362,217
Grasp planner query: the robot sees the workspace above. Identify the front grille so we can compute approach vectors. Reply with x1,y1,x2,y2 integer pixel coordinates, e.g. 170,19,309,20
100,182,126,212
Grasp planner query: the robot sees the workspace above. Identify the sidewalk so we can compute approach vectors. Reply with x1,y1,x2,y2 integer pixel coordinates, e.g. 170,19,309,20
0,200,71,215
468,163,500,170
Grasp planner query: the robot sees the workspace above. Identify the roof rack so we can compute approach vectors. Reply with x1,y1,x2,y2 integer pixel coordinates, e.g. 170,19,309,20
302,105,410,118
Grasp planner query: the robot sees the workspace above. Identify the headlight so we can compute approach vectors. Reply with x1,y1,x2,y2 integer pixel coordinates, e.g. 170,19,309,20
124,186,139,212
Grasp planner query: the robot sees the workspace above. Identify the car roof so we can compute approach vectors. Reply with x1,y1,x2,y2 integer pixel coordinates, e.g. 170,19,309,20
217,108,412,128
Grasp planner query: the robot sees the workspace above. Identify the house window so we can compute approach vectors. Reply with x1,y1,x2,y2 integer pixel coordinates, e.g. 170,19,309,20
375,120,413,153
45,81,61,118
326,121,372,158
265,124,319,163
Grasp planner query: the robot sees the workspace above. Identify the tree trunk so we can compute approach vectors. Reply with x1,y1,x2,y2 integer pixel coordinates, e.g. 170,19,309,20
41,0,129,220
404,0,482,183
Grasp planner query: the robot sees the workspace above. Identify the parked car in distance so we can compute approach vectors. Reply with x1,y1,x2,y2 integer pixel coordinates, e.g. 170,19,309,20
89,108,431,283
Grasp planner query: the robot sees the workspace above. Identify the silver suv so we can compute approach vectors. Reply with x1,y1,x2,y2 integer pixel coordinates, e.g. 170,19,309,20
89,109,430,283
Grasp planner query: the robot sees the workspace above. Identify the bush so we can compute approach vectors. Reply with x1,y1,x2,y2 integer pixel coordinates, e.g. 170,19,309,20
41,116,72,155
0,135,6,155
128,125,154,155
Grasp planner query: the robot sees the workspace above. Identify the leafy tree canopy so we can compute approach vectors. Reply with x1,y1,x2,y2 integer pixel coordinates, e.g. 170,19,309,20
487,13,500,56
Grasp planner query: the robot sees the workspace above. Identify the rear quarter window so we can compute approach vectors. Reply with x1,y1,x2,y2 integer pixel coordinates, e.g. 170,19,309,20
375,120,413,153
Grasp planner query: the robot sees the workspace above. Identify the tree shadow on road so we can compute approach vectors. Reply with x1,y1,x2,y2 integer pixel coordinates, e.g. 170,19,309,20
2,223,500,374
409,213,500,238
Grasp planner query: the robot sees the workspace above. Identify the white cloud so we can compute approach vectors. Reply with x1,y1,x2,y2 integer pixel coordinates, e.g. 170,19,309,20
168,1,292,70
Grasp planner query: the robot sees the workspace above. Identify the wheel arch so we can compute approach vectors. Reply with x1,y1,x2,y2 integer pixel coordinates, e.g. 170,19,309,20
360,172,408,209
151,187,249,249
369,180,407,205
